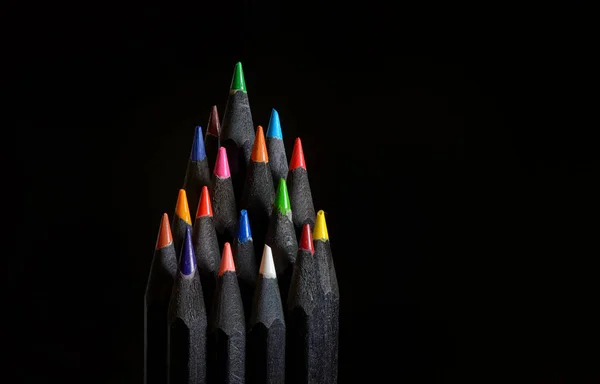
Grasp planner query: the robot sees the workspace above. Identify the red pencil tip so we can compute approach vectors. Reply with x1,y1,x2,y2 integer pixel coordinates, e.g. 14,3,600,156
218,242,236,275
289,137,306,170
156,213,173,249
250,126,269,163
299,224,314,254
196,186,213,218
207,105,220,136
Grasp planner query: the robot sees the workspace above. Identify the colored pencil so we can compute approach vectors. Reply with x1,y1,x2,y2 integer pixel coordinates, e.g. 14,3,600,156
247,244,286,384
265,109,288,186
192,185,221,313
182,125,212,216
265,178,297,310
172,189,193,258
144,213,178,384
220,62,255,199
241,125,274,254
204,105,221,174
313,210,339,383
287,138,316,236
232,209,258,322
211,146,238,245
167,227,208,384
208,243,246,384
286,224,325,384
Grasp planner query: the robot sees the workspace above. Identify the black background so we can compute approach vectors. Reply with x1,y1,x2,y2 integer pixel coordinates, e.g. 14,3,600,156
7,1,598,383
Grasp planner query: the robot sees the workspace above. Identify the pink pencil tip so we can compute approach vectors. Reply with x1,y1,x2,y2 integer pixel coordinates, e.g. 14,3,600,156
214,147,231,178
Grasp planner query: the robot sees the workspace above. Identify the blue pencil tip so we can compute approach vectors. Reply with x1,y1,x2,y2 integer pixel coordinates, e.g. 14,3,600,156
180,227,196,275
237,209,252,243
266,109,283,139
191,126,207,161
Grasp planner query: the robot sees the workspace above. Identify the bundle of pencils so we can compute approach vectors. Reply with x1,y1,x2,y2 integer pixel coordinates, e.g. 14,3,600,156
144,62,339,384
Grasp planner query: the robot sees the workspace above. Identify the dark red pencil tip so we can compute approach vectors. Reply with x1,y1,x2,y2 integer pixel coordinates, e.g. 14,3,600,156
196,186,213,218
207,105,220,137
218,242,236,275
289,137,306,170
299,223,314,254
156,213,173,249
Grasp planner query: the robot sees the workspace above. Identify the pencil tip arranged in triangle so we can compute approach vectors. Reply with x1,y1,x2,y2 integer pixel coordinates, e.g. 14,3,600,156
231,62,247,92
196,186,213,218
207,105,220,137
214,147,231,178
156,213,173,249
289,137,306,170
180,227,196,276
175,189,192,225
251,126,268,163
299,224,314,254
274,178,291,215
266,109,282,139
260,244,276,278
313,210,329,241
191,126,207,161
237,209,252,243
218,242,236,275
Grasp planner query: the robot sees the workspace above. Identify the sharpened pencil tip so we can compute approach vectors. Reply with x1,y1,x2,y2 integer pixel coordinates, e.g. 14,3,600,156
230,62,247,92
313,210,329,241
191,126,207,161
299,224,314,254
175,189,192,225
156,213,173,249
180,227,196,276
260,244,277,278
218,242,235,275
237,210,252,243
266,109,283,139
206,105,220,137
251,126,268,163
196,186,213,218
289,137,306,170
274,178,291,215
214,147,231,178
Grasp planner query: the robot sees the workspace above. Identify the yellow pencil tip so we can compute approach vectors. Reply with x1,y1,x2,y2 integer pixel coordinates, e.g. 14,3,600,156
313,210,329,240
175,189,192,225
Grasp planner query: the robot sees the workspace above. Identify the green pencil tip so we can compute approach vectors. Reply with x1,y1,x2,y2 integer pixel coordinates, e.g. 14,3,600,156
230,62,246,92
274,178,291,215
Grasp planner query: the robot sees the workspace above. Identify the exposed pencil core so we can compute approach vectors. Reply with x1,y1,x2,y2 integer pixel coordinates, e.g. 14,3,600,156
196,186,213,218
156,213,173,249
191,126,207,161
230,62,247,92
259,244,277,278
299,223,314,254
175,189,192,225
237,209,252,243
207,105,220,137
313,210,329,241
214,147,231,178
274,178,291,215
218,242,236,275
180,227,196,276
266,109,282,139
251,126,268,163
289,137,306,170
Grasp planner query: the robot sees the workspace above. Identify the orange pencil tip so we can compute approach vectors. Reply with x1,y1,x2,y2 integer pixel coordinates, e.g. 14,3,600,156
175,189,192,225
251,126,269,163
218,243,236,275
196,186,213,218
156,213,173,249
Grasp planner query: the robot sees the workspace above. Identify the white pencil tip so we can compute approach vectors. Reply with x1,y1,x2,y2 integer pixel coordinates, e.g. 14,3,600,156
259,244,277,278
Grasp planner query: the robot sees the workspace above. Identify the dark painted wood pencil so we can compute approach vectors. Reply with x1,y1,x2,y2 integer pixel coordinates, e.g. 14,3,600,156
220,62,255,199
265,178,297,311
192,186,221,314
211,146,238,248
241,125,274,256
204,105,221,174
287,138,316,237
286,224,325,384
208,243,246,384
265,108,288,186
247,244,286,384
313,210,339,383
172,189,193,258
232,209,258,323
167,227,208,384
182,126,212,216
145,213,178,384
